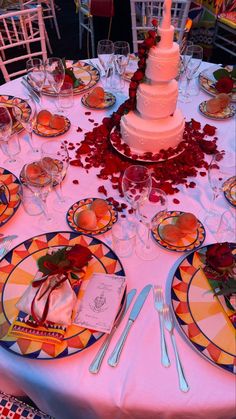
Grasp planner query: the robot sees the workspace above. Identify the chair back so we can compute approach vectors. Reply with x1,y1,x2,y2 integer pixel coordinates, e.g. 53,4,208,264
0,4,47,82
130,0,191,52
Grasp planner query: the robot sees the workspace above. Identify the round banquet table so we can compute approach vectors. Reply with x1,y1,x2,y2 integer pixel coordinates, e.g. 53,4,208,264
0,61,235,419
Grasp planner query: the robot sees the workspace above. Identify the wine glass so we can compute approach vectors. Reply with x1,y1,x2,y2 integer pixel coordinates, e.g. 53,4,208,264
136,188,168,260
12,96,39,154
97,40,114,88
205,151,235,234
41,140,71,212
113,41,130,92
122,165,152,221
179,45,203,103
44,57,65,111
178,40,193,92
0,106,21,165
26,58,46,105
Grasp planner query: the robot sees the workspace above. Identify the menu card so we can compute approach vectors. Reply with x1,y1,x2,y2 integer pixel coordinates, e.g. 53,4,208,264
73,273,126,333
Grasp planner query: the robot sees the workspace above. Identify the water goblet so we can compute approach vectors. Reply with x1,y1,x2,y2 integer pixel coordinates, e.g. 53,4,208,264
12,96,39,154
179,45,203,103
0,133,21,165
0,106,21,165
26,58,45,105
44,57,65,112
113,41,130,92
97,39,114,88
41,140,71,212
136,188,168,260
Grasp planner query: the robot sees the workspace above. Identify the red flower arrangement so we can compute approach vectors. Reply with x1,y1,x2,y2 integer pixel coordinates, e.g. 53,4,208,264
213,67,236,94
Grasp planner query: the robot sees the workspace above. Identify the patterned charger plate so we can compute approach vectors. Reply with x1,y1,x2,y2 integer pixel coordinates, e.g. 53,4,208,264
199,65,236,102
199,101,236,120
0,167,21,227
30,61,100,96
67,198,118,235
152,211,206,252
0,231,125,359
0,95,31,134
171,243,236,374
33,115,71,137
81,91,116,110
223,176,236,207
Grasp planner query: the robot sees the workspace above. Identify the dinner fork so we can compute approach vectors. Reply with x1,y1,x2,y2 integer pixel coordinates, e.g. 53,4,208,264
163,304,189,393
153,285,170,367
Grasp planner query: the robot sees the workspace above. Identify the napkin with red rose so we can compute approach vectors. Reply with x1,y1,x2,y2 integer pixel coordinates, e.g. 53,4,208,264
8,244,93,344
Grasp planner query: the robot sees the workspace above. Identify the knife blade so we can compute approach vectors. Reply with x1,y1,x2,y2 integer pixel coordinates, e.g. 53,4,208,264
108,284,152,367
21,78,41,104
89,288,137,374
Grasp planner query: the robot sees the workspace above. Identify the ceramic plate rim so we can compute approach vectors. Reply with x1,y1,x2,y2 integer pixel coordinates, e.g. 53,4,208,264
33,115,71,137
199,101,236,120
81,91,116,110
0,94,31,135
0,167,21,228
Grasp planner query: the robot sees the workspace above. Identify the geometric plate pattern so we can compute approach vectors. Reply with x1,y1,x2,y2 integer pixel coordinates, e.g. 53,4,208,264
66,198,118,236
0,231,125,359
223,176,236,207
0,167,21,227
171,243,236,374
29,61,100,96
33,116,71,138
152,211,206,252
0,95,31,134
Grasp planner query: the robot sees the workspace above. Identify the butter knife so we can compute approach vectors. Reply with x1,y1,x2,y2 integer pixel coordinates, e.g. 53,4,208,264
108,284,152,367
89,288,137,374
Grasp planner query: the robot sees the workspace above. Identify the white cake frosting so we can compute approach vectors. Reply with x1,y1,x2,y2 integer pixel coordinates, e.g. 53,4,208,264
120,0,184,155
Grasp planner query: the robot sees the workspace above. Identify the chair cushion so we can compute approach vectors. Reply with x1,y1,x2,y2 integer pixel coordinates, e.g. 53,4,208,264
0,391,52,419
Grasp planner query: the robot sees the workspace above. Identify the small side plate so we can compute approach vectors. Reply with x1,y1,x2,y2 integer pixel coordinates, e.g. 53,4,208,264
33,115,71,137
81,91,116,110
199,101,236,120
223,176,236,207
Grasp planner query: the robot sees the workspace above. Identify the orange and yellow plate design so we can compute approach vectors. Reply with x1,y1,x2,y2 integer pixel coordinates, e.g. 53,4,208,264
0,167,21,227
33,116,71,137
0,231,125,359
152,211,206,252
171,243,236,374
67,198,118,235
0,95,31,134
223,176,236,207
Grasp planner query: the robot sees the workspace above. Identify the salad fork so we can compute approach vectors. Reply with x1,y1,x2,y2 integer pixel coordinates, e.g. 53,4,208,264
153,285,170,367
163,304,189,392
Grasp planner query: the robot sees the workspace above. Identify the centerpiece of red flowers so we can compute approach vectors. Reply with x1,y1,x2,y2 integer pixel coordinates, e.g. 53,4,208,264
214,66,236,94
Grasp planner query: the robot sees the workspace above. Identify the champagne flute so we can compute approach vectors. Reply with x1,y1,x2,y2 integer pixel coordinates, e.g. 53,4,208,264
12,96,39,154
44,57,65,111
97,40,114,88
179,45,203,103
114,41,130,92
0,107,21,165
26,58,46,105
41,140,71,212
136,188,168,260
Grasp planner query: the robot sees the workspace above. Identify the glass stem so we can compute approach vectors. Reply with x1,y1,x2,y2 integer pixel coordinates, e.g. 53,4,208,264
183,77,191,99
55,181,65,203
145,227,151,250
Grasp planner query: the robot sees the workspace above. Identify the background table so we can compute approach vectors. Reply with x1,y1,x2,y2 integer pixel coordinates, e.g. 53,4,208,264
0,61,235,419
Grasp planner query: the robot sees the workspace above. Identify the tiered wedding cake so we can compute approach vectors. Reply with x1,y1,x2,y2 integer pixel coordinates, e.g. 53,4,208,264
120,0,185,154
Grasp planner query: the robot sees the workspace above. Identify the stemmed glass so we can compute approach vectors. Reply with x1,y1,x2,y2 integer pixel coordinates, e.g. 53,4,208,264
179,45,203,103
44,57,65,111
113,41,130,92
97,40,114,88
122,165,152,221
41,140,71,212
136,188,168,260
0,106,21,164
12,96,39,154
205,152,235,234
178,41,193,93
26,58,46,106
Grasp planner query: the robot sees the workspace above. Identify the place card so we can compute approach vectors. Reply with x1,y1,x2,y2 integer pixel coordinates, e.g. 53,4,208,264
73,273,126,333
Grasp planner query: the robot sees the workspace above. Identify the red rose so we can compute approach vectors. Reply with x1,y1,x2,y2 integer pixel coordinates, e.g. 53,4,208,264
129,88,137,98
191,119,201,130
77,143,91,154
148,30,156,38
144,37,155,49
203,124,216,136
198,139,217,154
63,74,73,85
215,77,234,93
152,18,158,27
206,243,234,272
131,69,145,82
66,244,92,270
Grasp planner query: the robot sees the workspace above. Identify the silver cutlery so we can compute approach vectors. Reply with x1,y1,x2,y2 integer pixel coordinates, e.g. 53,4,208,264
89,288,137,374
163,304,189,393
108,284,152,367
21,78,41,105
0,235,18,258
153,285,170,367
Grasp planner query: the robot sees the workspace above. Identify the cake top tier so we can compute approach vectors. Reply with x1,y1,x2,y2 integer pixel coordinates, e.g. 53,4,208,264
158,0,174,49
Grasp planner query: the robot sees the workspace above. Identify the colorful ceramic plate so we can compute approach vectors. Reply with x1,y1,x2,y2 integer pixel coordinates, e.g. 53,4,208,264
199,65,236,102
81,91,116,110
152,211,206,252
199,101,236,120
67,198,118,235
0,95,31,134
171,243,236,374
30,61,100,96
0,231,125,359
33,115,71,137
0,167,21,227
223,176,236,207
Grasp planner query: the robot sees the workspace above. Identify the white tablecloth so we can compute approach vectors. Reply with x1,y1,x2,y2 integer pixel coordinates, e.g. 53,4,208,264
0,61,235,419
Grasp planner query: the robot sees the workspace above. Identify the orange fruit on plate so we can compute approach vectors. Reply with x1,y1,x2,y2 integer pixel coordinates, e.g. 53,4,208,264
206,98,221,114
76,209,97,230
160,224,185,243
25,162,44,181
86,87,105,107
37,109,52,126
175,212,198,234
90,198,109,218
49,115,66,130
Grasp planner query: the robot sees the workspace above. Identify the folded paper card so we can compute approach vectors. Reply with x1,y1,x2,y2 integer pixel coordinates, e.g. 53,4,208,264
73,273,126,334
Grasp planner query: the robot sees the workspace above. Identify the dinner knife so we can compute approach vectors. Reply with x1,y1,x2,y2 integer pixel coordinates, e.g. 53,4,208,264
108,284,152,367
89,288,137,374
